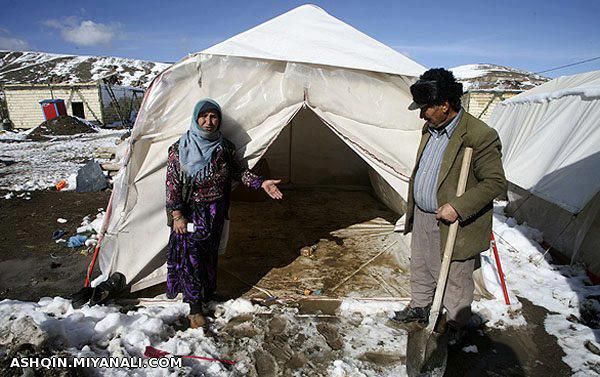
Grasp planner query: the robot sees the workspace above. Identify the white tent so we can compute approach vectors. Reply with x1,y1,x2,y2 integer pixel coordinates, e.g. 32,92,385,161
94,4,427,291
490,70,600,275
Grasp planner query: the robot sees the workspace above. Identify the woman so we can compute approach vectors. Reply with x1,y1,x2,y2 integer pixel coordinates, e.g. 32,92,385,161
165,99,282,328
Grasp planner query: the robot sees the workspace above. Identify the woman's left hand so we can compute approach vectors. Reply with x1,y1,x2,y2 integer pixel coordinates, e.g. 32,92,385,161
261,179,283,200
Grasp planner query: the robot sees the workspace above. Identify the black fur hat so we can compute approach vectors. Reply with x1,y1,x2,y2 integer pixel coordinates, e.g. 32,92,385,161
408,68,463,111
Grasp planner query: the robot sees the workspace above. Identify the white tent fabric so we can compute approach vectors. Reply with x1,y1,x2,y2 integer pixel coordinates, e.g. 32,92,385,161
203,4,425,77
94,5,426,291
490,70,600,214
490,70,600,275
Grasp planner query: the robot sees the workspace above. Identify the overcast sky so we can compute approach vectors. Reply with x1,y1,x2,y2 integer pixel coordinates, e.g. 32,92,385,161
1,0,598,77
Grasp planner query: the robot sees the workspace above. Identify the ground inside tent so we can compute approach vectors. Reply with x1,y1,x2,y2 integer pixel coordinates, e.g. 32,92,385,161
225,188,410,301
136,188,411,305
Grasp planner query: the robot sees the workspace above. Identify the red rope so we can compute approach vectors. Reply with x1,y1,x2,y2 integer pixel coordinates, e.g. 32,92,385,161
144,346,236,365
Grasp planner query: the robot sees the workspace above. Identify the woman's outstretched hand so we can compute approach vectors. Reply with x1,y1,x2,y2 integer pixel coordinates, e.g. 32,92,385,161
261,179,283,200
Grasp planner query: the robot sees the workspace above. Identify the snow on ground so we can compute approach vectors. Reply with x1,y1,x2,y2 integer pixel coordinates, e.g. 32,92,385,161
0,296,410,376
475,202,600,376
0,129,122,192
1,203,599,376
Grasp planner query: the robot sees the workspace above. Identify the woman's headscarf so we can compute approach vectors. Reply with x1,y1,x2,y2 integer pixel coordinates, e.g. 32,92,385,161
178,99,223,179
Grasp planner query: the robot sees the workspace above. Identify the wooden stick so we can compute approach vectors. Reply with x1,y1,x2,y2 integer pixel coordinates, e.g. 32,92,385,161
330,241,398,292
368,272,397,297
426,147,473,332
220,268,275,298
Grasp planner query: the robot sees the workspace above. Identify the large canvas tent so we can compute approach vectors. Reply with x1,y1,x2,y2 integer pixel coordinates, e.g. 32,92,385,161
489,70,600,275
93,5,427,291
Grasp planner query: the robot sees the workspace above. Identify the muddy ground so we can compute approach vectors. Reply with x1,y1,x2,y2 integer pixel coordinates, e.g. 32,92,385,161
0,189,573,376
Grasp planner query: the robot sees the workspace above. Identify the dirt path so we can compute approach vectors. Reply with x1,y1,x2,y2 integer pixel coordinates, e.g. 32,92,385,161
0,190,110,301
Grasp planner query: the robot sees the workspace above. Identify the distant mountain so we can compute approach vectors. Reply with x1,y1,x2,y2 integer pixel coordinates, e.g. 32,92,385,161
450,63,549,91
0,50,172,88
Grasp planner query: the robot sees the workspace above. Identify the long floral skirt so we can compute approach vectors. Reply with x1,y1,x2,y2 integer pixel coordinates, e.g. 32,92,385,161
166,199,227,306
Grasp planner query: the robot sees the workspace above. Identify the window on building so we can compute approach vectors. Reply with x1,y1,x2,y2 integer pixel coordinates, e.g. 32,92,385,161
72,102,85,118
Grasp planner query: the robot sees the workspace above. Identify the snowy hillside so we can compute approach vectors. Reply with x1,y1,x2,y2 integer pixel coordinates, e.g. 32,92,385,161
0,50,171,88
451,63,549,91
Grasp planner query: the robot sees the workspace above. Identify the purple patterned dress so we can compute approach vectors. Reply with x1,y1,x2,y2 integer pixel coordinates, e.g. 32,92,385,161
165,139,262,307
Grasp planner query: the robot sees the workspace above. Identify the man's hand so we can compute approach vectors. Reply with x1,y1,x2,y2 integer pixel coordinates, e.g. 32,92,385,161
435,203,459,223
262,179,283,200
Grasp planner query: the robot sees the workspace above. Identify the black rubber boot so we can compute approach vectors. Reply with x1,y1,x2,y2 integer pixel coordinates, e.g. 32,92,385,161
89,272,126,305
391,305,431,324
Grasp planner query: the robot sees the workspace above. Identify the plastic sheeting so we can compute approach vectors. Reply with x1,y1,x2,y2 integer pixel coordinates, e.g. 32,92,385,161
490,70,600,214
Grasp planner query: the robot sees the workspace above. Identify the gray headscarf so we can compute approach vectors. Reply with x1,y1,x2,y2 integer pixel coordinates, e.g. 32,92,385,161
178,99,223,179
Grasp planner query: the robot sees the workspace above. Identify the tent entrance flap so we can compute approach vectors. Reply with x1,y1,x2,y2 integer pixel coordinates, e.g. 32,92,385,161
256,106,407,214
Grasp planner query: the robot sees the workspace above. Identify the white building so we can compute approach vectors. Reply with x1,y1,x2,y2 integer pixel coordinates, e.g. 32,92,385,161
2,82,144,129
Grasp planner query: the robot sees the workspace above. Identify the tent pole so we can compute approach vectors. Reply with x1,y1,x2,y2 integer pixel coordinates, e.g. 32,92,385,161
288,118,293,184
491,232,510,305
84,190,115,287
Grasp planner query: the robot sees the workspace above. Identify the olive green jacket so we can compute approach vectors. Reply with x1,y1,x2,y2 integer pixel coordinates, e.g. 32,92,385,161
404,110,507,260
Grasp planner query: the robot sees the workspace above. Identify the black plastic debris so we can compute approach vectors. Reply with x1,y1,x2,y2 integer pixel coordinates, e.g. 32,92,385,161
90,272,127,305
76,161,108,193
52,229,65,240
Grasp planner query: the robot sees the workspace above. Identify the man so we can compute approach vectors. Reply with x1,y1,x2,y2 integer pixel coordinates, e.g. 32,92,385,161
392,68,507,343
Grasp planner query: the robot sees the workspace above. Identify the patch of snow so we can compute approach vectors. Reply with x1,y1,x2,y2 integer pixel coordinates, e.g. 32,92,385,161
501,87,600,105
462,345,478,353
329,359,367,377
545,315,600,377
477,202,600,376
212,298,260,323
0,129,121,191
340,298,405,318
1,50,170,88
451,64,494,80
